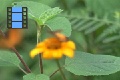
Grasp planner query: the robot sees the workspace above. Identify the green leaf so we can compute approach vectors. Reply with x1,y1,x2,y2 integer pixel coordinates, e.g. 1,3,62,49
69,14,120,43
14,1,51,18
39,7,63,24
14,1,63,25
103,35,120,43
85,0,120,17
23,73,49,80
0,0,14,13
0,50,20,66
46,17,71,37
65,51,120,76
0,0,14,23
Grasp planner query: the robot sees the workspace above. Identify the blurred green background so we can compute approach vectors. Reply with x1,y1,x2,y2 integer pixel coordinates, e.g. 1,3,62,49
0,0,120,80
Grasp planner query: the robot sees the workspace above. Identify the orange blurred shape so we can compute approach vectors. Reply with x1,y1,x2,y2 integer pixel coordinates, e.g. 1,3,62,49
0,29,23,49
54,32,67,41
49,30,68,42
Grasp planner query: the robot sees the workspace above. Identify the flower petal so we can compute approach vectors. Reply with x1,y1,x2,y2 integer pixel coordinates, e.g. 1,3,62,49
62,41,75,50
30,48,43,58
52,49,63,59
42,50,53,59
62,49,74,58
66,41,76,49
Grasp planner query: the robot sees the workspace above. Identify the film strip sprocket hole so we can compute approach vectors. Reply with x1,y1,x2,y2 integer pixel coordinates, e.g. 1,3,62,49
7,7,28,29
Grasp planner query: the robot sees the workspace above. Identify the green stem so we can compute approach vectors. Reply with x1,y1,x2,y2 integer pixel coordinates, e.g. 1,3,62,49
37,25,43,74
50,68,59,78
56,60,67,80
18,66,28,74
50,66,64,78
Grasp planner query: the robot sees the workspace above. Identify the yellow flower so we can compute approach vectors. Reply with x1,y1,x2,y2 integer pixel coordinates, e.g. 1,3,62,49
30,37,75,59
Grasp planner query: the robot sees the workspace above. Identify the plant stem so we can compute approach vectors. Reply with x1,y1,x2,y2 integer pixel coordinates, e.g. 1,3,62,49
39,54,43,74
50,66,64,78
11,48,31,73
18,66,28,74
0,29,31,73
37,25,43,74
50,68,60,78
56,60,67,80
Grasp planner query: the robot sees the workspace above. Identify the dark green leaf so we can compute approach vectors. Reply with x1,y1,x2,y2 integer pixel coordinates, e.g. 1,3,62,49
65,51,120,76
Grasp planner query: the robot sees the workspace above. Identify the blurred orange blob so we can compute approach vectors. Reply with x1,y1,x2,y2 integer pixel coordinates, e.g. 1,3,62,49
54,32,68,41
50,30,68,42
0,29,23,48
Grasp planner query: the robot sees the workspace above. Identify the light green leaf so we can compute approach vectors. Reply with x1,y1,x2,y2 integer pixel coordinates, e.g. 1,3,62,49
39,7,63,24
13,1,51,18
0,50,20,66
65,51,120,76
23,73,49,80
46,17,71,37
14,1,63,25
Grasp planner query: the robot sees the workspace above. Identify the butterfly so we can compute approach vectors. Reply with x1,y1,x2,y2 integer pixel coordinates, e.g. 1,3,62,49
0,29,23,49
49,30,68,42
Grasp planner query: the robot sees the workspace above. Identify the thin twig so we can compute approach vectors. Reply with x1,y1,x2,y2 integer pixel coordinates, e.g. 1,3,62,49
0,29,31,73
56,60,67,80
11,48,31,73
50,69,60,78
50,66,64,78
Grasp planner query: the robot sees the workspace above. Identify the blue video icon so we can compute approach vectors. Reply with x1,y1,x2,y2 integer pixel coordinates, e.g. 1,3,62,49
7,7,28,29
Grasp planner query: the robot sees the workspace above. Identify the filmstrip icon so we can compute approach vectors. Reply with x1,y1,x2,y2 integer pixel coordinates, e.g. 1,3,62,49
7,7,28,29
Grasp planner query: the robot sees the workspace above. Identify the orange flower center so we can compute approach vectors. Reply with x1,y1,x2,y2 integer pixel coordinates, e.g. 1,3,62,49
45,38,61,49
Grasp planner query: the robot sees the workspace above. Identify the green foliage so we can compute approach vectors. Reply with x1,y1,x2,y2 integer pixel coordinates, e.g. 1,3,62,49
23,73,49,80
14,1,51,18
0,50,20,66
65,51,120,76
70,30,87,50
69,13,120,43
46,17,71,36
0,0,14,25
85,0,120,17
15,1,71,36
14,1,51,25
0,0,120,80
39,7,63,24
65,0,120,43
